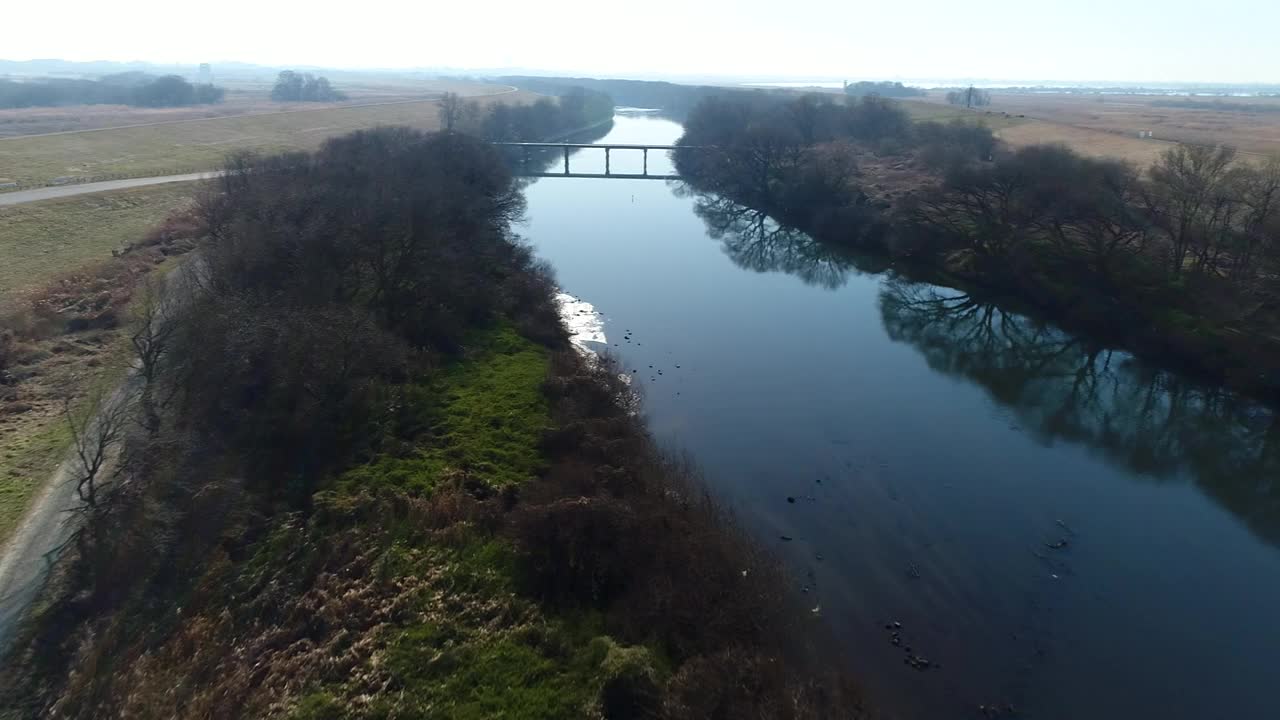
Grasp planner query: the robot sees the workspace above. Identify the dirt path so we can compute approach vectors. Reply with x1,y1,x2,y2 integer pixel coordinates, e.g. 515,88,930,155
0,377,137,651
0,172,219,206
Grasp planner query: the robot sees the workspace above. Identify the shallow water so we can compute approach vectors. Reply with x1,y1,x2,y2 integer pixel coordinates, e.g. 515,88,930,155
523,114,1280,720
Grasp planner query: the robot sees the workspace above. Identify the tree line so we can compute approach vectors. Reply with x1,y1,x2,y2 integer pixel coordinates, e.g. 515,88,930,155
437,86,614,141
844,81,925,98
0,73,224,109
675,92,995,240
675,92,1280,400
269,70,346,102
499,75,769,120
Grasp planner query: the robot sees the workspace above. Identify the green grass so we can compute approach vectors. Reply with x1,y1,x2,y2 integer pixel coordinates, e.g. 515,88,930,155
339,325,552,495
0,415,70,542
284,323,662,719
0,91,534,186
0,183,196,301
360,541,650,720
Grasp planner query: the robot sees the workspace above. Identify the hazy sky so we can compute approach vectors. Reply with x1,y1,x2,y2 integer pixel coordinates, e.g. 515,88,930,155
7,0,1277,83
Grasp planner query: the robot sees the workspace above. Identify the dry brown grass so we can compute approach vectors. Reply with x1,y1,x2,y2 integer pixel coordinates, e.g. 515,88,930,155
909,90,1280,168
994,119,1175,166
0,99,357,138
0,88,538,184
0,78,512,139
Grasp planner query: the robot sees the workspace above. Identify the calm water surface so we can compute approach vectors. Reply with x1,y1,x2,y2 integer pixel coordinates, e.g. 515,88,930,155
522,114,1280,720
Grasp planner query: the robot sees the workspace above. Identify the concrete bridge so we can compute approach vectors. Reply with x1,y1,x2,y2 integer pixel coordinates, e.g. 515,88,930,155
491,142,701,180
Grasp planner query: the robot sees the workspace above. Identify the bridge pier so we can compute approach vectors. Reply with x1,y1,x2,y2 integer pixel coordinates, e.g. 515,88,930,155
563,145,570,175
605,148,611,175
643,148,648,176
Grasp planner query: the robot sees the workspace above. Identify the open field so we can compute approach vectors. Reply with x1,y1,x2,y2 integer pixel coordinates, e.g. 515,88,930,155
0,99,363,138
0,184,197,301
0,86,535,185
900,97,1171,166
0,77,507,138
908,90,1280,167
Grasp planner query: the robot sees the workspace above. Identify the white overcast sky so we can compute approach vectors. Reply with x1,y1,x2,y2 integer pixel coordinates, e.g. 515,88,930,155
6,0,1278,83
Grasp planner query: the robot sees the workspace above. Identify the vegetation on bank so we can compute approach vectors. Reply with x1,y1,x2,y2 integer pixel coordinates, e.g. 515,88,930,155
675,92,1280,401
0,74,224,109
1,128,862,718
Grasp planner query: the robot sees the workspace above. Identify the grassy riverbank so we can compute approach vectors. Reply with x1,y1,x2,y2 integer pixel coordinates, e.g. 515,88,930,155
1,128,861,719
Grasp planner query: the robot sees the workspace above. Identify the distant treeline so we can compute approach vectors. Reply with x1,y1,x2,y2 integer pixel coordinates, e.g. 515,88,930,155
0,73,224,109
440,86,614,141
269,70,346,102
844,81,925,98
1151,98,1280,114
676,92,1280,399
499,75,771,118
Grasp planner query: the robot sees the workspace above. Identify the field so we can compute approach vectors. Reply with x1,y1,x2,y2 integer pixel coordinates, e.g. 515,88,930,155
0,84,536,185
904,90,1280,168
0,77,506,138
0,183,197,301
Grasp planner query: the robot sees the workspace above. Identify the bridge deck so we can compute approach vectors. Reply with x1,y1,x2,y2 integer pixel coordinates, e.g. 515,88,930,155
491,142,703,150
494,142,707,180
519,172,681,180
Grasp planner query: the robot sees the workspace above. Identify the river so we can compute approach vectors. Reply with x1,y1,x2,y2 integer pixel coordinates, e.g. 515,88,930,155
521,113,1280,719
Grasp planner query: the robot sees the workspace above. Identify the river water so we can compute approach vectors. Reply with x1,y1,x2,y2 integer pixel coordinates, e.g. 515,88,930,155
521,114,1280,720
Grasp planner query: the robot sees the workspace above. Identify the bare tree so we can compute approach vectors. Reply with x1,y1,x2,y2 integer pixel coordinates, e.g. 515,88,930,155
461,100,484,134
130,276,178,436
1144,144,1239,276
438,91,464,131
64,389,132,513
946,87,991,108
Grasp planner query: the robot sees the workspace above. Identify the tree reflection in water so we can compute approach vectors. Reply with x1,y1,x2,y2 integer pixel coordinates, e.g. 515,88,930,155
681,189,1279,546
689,192,867,290
880,278,1280,546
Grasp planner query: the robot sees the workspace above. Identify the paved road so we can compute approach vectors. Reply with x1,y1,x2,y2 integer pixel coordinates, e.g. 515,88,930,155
0,172,220,207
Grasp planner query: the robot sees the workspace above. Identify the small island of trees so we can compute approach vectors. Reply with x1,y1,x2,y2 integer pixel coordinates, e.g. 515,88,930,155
844,81,925,98
270,70,347,102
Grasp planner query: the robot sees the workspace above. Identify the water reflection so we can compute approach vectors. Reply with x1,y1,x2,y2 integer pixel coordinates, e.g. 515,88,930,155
880,279,1280,546
683,190,1280,546
687,192,866,289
